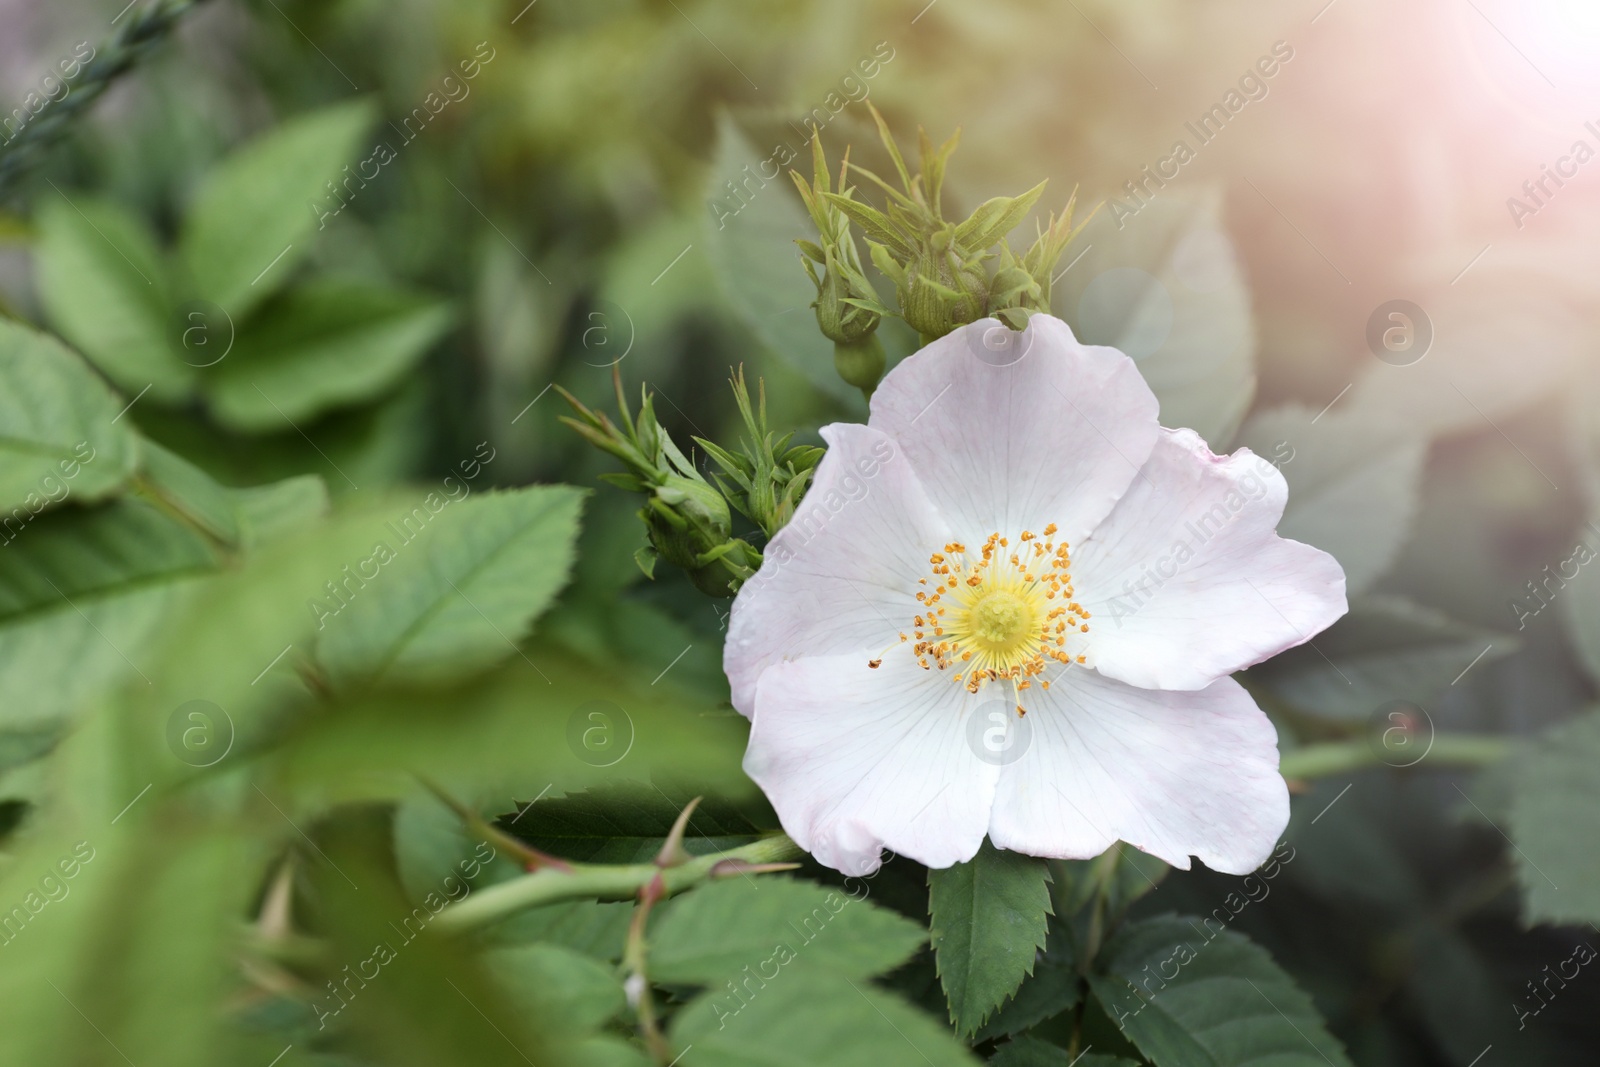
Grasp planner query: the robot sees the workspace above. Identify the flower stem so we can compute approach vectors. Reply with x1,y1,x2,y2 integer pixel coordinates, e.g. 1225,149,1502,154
1279,734,1513,780
434,834,803,934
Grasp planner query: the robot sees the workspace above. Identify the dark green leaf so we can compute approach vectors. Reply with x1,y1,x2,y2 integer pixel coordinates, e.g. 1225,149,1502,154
1251,595,1514,721
505,781,769,864
1088,915,1352,1067
989,1037,1140,1067
670,967,981,1067
1506,710,1600,925
928,840,1054,1036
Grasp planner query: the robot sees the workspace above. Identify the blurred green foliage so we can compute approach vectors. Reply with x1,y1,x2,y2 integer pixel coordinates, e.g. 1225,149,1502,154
0,0,1597,1064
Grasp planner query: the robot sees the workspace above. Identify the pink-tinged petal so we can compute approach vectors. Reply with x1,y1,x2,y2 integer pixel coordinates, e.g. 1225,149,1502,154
868,315,1160,546
745,654,997,876
724,423,951,718
988,671,1287,875
1073,427,1347,691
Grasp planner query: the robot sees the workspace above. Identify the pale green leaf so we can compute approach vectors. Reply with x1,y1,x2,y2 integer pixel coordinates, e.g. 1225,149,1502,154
0,498,216,731
1054,190,1255,446
486,944,626,1035
181,99,376,318
313,486,584,688
0,319,140,514
34,196,191,399
205,281,455,432
1235,403,1426,595
705,114,863,408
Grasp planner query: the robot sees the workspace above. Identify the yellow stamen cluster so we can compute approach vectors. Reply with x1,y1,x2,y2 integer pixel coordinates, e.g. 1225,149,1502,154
872,523,1090,714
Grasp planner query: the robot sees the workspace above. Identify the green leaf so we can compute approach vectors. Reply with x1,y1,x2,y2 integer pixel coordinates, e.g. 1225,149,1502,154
953,182,1047,250
34,196,192,399
266,648,753,813
1250,595,1514,720
0,498,217,731
989,1037,1139,1067
492,900,633,958
974,920,1081,1042
0,708,273,1066
928,839,1054,1036
1087,915,1353,1067
181,99,376,319
1506,710,1600,925
1053,191,1255,446
230,473,330,549
1235,403,1426,595
137,438,242,545
670,968,982,1067
314,486,584,689
485,944,626,1035
649,877,926,986
705,114,863,408
504,781,769,864
205,281,455,432
0,319,140,515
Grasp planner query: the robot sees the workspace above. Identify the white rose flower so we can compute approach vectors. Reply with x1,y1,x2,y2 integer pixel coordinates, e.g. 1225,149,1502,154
724,315,1346,877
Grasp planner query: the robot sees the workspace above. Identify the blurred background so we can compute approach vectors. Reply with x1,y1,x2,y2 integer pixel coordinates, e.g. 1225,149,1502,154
2,0,1599,1063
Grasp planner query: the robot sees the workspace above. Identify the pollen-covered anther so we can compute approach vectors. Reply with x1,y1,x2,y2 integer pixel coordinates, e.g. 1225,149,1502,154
900,527,1087,697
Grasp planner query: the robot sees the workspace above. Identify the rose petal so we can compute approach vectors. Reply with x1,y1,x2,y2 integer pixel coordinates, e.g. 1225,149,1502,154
723,423,951,717
988,669,1288,875
1073,427,1347,690
745,653,997,875
868,315,1160,547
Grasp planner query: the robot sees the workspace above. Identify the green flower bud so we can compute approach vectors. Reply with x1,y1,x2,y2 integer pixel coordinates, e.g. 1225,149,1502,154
899,249,988,340
833,333,886,398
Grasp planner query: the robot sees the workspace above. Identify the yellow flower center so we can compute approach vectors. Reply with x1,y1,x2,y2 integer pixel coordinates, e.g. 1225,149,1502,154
869,524,1090,715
